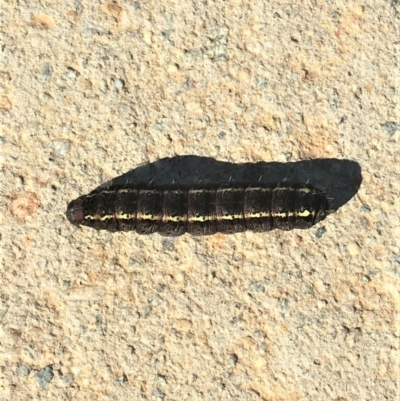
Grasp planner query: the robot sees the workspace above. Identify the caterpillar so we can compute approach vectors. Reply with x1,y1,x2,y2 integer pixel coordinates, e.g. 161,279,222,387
66,183,331,235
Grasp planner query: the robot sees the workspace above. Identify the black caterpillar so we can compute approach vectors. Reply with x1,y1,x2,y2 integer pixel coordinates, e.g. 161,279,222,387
66,183,331,235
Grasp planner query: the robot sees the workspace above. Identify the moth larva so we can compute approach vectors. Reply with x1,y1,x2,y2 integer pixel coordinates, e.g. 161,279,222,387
66,183,331,235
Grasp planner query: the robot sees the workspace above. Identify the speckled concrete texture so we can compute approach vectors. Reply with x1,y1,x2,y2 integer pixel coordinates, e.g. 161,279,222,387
0,1,399,400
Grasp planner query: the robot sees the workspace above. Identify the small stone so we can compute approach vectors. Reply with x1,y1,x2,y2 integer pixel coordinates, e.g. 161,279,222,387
185,49,203,63
113,78,125,91
360,204,371,213
331,88,340,108
152,389,166,399
249,282,265,293
155,284,165,293
205,25,229,60
315,226,327,238
347,242,361,256
17,364,31,377
61,67,79,85
227,353,238,369
144,306,152,318
62,374,74,386
156,374,167,384
284,152,292,161
132,2,141,10
290,34,300,43
255,75,268,90
162,238,175,252
118,374,128,385
0,306,8,320
161,30,173,40
40,63,53,77
51,139,71,157
380,122,400,136
34,365,54,389
279,298,289,316
62,279,71,288
81,22,109,37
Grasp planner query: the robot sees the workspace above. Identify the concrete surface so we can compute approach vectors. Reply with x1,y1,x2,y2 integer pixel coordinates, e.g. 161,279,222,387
0,1,399,400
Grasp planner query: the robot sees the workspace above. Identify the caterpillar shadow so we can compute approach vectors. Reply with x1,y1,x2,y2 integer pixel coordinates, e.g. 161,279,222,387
101,157,362,211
